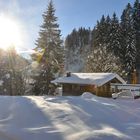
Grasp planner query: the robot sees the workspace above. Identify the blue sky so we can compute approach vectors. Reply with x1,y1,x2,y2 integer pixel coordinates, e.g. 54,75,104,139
0,0,135,52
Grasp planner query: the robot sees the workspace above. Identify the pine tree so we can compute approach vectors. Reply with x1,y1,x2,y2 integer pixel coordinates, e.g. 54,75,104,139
93,15,107,49
105,15,111,49
132,0,140,68
85,15,123,74
120,3,136,73
32,1,64,95
109,13,121,56
93,15,113,52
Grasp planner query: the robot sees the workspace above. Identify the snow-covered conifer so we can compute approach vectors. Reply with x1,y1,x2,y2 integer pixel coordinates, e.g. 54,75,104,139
31,1,64,95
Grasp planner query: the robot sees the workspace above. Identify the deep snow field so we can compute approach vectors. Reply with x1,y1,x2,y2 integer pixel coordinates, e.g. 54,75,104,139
0,94,140,140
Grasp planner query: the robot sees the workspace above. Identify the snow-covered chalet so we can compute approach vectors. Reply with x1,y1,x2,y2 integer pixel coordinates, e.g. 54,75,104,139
51,73,126,97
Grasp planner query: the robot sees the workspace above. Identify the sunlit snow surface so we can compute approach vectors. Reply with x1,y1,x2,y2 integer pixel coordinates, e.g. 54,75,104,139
0,95,140,140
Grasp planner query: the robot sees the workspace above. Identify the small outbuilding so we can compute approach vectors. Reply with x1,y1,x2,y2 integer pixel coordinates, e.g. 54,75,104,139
51,73,126,97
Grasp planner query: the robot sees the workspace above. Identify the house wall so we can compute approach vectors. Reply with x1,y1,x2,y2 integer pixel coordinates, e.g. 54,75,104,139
96,83,111,97
96,78,122,97
63,84,82,96
62,84,96,96
62,78,122,97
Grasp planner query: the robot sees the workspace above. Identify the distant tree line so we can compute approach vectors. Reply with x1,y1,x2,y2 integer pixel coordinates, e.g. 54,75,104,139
65,0,140,79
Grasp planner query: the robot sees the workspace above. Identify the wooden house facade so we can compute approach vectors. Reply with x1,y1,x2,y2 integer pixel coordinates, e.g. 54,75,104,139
52,73,126,97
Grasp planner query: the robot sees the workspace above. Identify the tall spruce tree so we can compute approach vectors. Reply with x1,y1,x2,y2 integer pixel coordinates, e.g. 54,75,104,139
93,15,107,49
132,0,140,68
32,1,64,95
109,13,121,56
105,15,111,49
120,3,136,73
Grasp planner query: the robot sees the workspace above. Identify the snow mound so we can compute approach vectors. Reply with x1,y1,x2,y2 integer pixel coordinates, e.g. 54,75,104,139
81,92,95,99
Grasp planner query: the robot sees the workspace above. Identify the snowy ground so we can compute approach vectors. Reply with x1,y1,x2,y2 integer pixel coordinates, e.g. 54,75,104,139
0,95,140,140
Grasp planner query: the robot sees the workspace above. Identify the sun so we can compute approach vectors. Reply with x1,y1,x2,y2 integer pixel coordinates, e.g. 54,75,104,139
0,15,22,50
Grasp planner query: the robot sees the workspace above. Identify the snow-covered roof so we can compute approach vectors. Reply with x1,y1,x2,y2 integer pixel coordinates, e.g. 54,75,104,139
51,73,126,87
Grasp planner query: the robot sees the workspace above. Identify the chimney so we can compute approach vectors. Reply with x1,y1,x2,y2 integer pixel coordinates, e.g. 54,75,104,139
66,72,71,77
